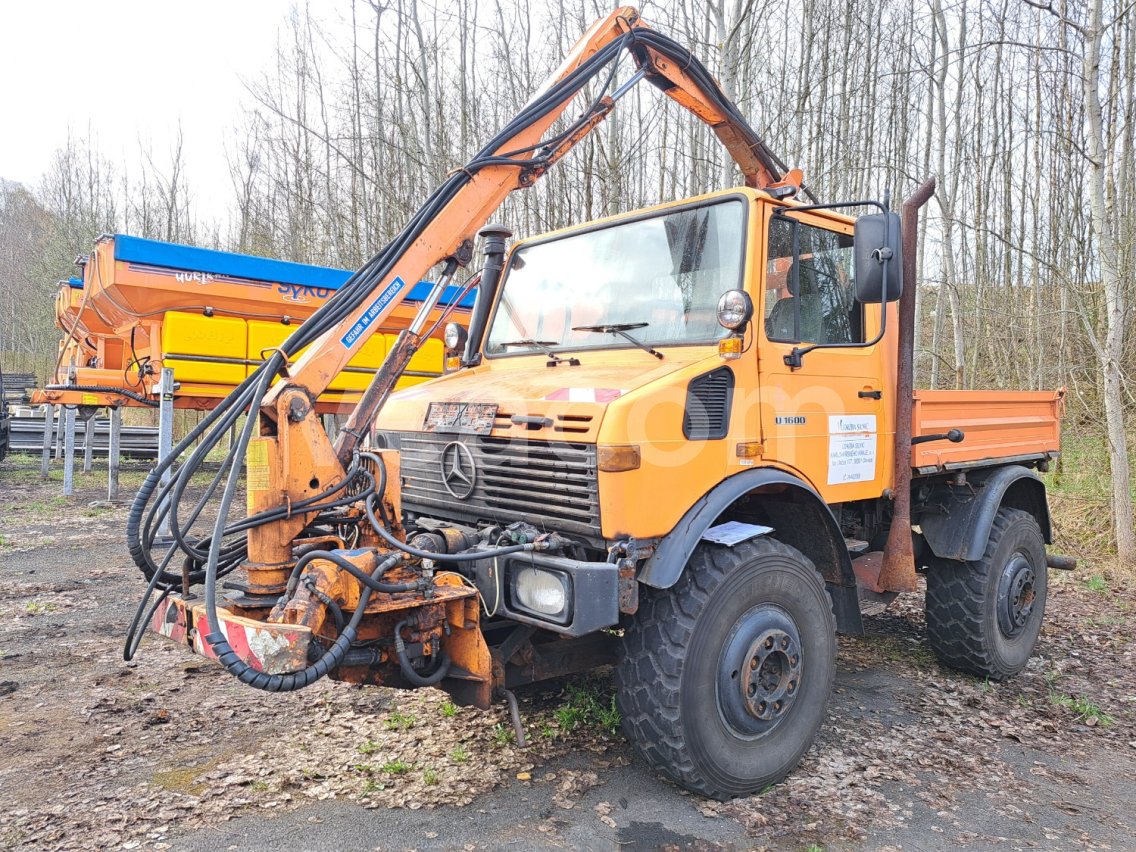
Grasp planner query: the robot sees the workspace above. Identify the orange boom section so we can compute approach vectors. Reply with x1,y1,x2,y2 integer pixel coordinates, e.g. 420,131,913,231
35,235,473,412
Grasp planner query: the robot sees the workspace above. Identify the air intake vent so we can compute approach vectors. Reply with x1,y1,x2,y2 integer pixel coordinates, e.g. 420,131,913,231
683,367,734,440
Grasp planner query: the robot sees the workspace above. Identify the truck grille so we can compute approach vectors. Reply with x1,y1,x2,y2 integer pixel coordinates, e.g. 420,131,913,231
395,432,601,540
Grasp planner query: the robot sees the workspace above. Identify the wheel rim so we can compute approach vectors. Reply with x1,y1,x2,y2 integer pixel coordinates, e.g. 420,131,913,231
716,604,803,738
996,552,1036,639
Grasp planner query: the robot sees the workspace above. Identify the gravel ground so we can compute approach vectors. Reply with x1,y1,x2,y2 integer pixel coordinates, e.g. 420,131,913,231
0,463,1133,850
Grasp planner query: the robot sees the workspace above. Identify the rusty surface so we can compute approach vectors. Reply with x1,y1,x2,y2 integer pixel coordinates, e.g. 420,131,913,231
618,559,639,614
503,632,618,689
851,550,886,594
879,177,937,593
243,390,349,592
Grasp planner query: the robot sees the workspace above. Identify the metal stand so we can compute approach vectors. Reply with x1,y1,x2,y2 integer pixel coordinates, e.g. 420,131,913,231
83,415,94,473
54,408,64,459
108,406,122,502
157,368,175,537
63,406,77,496
40,404,54,479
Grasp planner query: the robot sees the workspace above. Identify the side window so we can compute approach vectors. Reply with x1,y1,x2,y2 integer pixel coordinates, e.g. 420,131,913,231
765,217,861,345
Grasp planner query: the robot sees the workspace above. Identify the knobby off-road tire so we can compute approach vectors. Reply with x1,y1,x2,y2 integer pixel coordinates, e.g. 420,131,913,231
925,507,1047,680
616,537,836,800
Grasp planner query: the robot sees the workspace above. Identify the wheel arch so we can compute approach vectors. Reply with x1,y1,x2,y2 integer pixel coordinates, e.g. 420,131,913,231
638,467,864,635
917,464,1052,563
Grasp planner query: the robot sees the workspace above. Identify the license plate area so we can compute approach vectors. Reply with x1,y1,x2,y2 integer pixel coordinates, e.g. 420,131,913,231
423,402,498,434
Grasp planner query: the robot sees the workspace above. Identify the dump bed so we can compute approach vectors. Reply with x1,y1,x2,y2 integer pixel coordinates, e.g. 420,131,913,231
911,389,1063,474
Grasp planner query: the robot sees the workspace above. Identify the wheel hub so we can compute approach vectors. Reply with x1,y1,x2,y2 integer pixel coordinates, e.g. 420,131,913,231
741,629,802,721
997,553,1035,638
716,604,804,738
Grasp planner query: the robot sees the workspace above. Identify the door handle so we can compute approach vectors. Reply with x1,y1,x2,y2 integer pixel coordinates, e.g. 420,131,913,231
858,390,882,400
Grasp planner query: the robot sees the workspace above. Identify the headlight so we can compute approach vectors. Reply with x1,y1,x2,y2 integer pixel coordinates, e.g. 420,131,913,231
511,566,571,624
716,289,754,331
444,322,468,354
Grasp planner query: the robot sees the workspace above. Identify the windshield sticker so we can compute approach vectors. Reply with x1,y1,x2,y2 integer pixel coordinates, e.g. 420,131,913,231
828,414,877,485
544,388,627,403
340,276,406,348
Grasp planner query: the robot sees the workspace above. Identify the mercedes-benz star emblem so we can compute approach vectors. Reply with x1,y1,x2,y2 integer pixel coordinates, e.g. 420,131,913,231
440,441,477,499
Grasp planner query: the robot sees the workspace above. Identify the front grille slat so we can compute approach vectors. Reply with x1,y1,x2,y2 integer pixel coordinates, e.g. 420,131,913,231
395,432,601,540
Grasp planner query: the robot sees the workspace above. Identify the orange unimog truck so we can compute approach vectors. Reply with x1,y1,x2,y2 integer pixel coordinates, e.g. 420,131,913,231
129,6,1065,800
370,191,1063,796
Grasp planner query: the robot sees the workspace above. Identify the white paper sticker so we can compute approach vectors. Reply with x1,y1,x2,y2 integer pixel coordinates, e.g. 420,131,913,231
701,521,774,546
828,414,877,485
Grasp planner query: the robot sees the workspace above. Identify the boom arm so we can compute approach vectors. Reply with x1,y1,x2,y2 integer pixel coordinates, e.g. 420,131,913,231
270,6,798,410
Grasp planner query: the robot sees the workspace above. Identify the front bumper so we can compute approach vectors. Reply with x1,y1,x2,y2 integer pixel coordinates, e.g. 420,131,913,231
151,595,311,674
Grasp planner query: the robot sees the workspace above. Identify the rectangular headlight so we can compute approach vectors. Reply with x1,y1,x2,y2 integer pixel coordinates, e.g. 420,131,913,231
511,566,572,624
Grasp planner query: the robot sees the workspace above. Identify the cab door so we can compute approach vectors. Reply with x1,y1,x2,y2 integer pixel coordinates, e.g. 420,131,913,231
755,203,896,503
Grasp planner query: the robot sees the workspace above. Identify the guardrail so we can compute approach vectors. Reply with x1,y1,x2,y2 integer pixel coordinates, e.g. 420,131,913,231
8,414,159,459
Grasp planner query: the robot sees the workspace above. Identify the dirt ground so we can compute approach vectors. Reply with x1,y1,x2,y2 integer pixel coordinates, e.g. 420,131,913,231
1,461,1134,851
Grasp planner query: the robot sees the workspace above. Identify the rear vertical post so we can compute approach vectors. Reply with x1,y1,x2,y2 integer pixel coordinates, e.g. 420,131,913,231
108,405,122,502
83,414,94,473
40,403,54,479
157,368,175,538
63,406,77,496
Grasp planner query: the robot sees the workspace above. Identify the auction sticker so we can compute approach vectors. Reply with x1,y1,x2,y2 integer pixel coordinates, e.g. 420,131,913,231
828,414,877,485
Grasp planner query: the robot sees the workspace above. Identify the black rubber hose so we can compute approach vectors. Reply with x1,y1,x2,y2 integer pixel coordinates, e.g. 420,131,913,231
394,619,452,687
284,548,420,597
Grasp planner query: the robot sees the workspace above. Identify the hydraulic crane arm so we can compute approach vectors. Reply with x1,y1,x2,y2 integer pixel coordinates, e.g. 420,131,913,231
268,6,800,412
126,5,805,607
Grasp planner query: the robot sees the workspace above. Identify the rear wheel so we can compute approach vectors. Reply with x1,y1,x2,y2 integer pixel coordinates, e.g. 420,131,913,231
616,537,836,799
925,507,1047,680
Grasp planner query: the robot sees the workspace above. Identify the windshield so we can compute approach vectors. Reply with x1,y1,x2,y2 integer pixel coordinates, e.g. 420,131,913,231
485,199,746,356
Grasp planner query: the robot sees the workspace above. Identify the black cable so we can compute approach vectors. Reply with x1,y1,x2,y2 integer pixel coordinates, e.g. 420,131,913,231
204,553,401,692
394,619,452,687
285,548,420,597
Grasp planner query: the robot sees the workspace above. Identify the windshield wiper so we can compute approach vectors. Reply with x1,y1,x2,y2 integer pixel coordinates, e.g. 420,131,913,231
498,338,580,367
571,322,664,360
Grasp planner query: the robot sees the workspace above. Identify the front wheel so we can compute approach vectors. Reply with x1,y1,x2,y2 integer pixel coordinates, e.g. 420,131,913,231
925,507,1048,680
616,537,836,800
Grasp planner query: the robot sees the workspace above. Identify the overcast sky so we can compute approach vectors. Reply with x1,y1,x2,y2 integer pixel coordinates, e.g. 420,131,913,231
0,0,297,222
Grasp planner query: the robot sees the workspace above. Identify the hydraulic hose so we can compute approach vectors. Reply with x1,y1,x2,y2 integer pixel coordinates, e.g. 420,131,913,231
45,383,160,407
394,619,452,687
284,548,421,597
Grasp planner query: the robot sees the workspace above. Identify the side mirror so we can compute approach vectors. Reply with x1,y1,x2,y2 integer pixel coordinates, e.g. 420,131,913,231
853,212,903,303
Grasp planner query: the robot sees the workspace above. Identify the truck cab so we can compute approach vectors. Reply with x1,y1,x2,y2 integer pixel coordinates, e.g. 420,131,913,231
380,190,886,535
376,188,902,631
